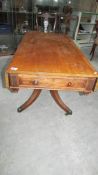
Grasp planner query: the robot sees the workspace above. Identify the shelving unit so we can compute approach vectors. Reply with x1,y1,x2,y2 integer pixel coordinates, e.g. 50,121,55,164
0,0,34,56
0,0,78,56
0,9,13,56
74,11,98,47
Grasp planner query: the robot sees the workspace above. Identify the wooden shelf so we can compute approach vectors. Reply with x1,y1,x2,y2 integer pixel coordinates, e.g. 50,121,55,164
74,11,98,47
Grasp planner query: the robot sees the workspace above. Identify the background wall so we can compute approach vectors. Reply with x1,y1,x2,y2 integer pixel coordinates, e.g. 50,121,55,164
12,0,97,12
72,0,96,12
33,0,97,12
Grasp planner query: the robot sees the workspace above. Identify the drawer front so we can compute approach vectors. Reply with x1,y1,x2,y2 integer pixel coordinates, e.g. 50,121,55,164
18,74,90,91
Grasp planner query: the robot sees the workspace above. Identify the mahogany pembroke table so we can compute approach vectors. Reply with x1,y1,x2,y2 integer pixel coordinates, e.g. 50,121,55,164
5,32,98,115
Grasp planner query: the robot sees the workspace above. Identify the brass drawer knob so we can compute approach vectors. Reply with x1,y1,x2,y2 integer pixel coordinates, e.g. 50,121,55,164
67,82,72,87
32,80,39,85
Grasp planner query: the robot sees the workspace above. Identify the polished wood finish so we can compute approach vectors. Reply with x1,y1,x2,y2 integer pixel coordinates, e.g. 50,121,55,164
17,89,42,112
6,32,97,78
5,32,98,114
50,90,72,115
17,89,72,114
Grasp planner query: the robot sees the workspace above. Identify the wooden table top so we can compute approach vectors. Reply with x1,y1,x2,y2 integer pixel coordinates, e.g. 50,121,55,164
6,31,97,78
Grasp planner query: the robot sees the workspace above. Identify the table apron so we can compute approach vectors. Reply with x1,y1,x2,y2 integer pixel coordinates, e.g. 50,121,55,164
7,73,97,92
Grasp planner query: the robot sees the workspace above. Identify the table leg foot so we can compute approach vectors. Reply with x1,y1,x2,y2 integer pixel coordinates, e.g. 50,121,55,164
17,107,23,113
50,90,72,115
65,110,72,115
17,89,42,112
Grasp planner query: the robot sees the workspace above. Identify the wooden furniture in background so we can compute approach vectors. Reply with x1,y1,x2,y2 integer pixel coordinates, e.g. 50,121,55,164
35,13,57,33
90,20,98,60
5,32,98,115
74,11,98,47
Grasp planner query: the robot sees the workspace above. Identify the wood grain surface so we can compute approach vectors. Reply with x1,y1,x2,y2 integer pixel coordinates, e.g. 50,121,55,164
6,31,97,78
5,31,98,92
5,31,98,113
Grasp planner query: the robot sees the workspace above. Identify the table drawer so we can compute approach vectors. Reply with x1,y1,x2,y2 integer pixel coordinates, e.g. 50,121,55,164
18,74,91,91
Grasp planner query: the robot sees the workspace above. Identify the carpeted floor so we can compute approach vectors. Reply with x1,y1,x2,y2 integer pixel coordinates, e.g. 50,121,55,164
0,48,98,175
